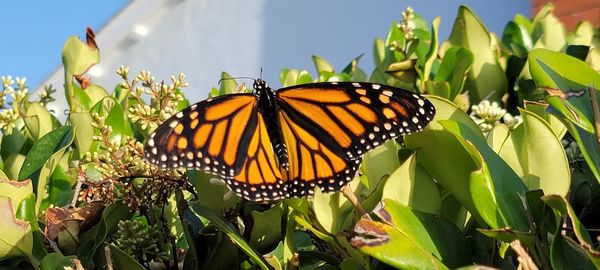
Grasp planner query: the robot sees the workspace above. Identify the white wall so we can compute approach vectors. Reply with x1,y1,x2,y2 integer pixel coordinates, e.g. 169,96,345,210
43,0,529,116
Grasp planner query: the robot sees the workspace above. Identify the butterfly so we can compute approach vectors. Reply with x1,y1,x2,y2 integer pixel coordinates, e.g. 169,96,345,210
144,79,435,202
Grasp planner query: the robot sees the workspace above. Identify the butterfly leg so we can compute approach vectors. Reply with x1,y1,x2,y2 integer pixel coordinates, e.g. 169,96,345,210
340,185,366,216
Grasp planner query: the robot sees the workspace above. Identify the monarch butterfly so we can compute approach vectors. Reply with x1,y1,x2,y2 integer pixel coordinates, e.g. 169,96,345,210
144,79,435,202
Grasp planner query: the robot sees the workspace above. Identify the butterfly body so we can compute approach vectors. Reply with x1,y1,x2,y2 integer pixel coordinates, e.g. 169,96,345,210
254,79,290,170
145,80,435,202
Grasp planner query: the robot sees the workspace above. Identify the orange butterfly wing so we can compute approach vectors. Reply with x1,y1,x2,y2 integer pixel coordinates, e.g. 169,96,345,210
144,94,286,201
276,82,435,196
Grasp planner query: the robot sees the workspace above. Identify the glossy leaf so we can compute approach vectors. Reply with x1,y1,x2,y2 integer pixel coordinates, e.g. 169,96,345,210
219,72,238,95
109,244,146,270
23,102,60,141
249,203,284,252
420,16,440,88
0,127,26,162
40,253,77,270
523,101,567,139
18,126,74,212
404,96,486,224
188,201,271,270
381,153,441,214
543,195,600,268
0,179,33,214
351,199,470,269
0,197,32,260
91,96,134,145
61,35,99,77
312,55,335,76
68,112,94,155
448,5,507,103
502,21,533,57
528,48,600,181
492,109,570,196
433,47,473,100
187,170,239,213
77,201,132,267
312,176,359,234
531,4,566,51
362,140,400,191
441,120,530,231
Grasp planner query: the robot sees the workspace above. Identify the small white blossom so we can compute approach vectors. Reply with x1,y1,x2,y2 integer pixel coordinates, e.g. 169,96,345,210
503,113,522,130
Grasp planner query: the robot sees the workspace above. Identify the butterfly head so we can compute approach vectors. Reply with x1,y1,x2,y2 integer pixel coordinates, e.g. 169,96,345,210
253,79,269,91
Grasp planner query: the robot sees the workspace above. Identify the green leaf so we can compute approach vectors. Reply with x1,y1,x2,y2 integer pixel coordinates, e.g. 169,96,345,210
85,84,110,109
420,16,440,85
188,201,271,270
543,195,600,268
62,34,100,111
23,102,60,141
433,47,473,100
78,201,132,267
17,193,47,261
448,5,507,103
40,252,77,270
187,170,239,212
341,54,367,81
61,36,99,77
0,180,33,215
97,97,134,145
523,101,567,139
18,126,74,212
381,153,441,214
45,154,75,208
3,154,26,181
351,199,470,269
441,120,530,230
249,203,284,252
404,96,485,222
513,14,533,34
550,233,597,270
492,109,570,196
280,69,312,87
0,127,26,162
528,48,600,181
68,112,94,155
502,21,533,57
569,21,600,48
587,48,600,71
372,38,386,68
108,244,146,270
312,55,335,75
0,196,33,260
531,4,566,52
362,140,400,191
219,72,238,95
425,81,451,99
528,49,600,131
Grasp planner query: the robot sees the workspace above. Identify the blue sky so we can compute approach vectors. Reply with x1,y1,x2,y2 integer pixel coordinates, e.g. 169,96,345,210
0,1,530,91
0,1,128,88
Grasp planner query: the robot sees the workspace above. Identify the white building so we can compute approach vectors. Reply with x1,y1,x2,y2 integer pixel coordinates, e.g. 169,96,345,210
39,0,529,115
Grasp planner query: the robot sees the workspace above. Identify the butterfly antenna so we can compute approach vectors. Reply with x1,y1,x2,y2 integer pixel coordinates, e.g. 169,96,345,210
218,76,255,85
259,67,263,80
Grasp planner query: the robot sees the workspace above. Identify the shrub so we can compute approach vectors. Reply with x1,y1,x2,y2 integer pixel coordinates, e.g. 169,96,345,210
0,4,598,269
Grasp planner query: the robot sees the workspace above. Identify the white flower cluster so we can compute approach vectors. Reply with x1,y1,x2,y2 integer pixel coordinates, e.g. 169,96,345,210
470,100,522,132
0,76,29,134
